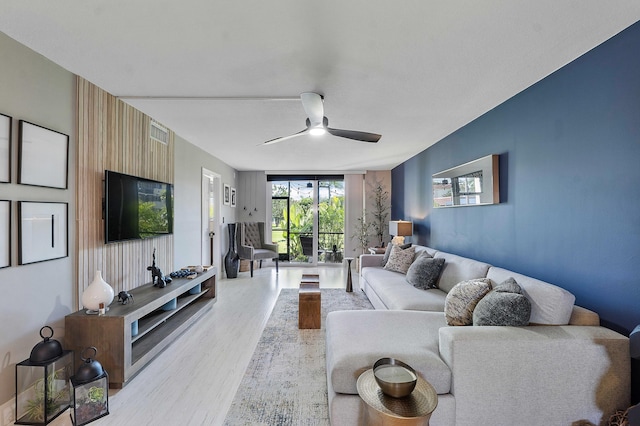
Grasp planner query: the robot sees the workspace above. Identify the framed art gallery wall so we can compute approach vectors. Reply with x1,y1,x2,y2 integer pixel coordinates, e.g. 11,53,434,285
0,31,76,407
18,201,68,265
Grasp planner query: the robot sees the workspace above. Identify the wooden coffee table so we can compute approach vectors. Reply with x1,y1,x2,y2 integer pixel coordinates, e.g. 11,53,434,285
357,369,438,425
299,274,320,329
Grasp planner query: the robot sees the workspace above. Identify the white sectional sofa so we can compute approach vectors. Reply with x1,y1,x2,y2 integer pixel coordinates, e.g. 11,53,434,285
325,245,630,426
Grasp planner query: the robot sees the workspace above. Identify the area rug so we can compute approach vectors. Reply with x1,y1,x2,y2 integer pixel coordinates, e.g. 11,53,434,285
224,288,373,426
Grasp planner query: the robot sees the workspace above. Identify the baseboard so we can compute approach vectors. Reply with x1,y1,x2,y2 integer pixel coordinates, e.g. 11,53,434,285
0,398,15,426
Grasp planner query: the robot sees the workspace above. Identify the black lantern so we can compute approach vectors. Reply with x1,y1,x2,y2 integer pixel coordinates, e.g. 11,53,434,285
70,347,109,426
15,326,74,425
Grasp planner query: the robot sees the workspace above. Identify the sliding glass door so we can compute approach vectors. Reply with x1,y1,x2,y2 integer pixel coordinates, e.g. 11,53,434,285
270,177,344,265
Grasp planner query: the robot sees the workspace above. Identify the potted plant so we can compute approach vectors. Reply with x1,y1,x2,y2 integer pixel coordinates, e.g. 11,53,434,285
370,183,390,248
351,213,372,270
73,385,108,424
21,368,69,423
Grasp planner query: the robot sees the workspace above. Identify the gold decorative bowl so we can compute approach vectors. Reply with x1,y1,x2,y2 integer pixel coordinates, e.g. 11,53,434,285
373,358,418,398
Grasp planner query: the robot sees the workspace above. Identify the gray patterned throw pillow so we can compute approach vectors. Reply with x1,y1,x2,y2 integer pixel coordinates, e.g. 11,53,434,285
445,279,493,326
473,278,531,326
382,243,412,266
383,245,416,274
406,256,445,289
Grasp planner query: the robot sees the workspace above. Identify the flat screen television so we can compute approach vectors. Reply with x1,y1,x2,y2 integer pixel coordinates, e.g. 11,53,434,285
104,170,174,243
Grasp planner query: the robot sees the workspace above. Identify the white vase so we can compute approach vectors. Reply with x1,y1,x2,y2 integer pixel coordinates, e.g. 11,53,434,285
82,270,115,311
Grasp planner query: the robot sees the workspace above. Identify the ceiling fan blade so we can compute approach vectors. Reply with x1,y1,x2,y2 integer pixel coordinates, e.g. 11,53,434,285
326,128,381,143
300,92,324,126
262,128,309,145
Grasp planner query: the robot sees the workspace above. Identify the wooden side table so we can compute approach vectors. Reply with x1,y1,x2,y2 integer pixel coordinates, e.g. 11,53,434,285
299,274,321,329
298,290,321,329
357,369,437,425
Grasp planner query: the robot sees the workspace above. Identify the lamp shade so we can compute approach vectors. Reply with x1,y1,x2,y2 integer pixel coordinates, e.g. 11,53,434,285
389,221,413,237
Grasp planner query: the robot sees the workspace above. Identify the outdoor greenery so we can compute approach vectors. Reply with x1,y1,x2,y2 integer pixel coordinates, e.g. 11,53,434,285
272,181,345,262
138,189,170,237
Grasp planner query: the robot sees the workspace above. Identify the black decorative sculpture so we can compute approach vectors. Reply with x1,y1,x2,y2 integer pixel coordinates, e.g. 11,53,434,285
117,291,134,305
147,248,172,288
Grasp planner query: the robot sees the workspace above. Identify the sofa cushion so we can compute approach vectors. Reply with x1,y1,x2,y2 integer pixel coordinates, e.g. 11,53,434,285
486,267,575,325
473,278,531,326
445,279,493,326
382,242,412,266
383,245,416,274
326,310,451,395
434,252,491,293
406,256,445,289
362,267,447,311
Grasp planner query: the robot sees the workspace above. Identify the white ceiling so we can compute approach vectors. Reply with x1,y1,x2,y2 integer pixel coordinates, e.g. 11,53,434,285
1,2,639,172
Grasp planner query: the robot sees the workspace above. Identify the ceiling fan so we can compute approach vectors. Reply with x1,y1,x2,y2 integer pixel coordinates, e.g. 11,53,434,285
263,92,381,145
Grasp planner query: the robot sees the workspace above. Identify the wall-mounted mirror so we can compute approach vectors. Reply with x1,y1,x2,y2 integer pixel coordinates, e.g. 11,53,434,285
432,154,499,208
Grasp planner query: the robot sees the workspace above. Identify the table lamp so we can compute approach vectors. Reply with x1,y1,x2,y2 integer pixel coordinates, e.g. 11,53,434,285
389,220,413,245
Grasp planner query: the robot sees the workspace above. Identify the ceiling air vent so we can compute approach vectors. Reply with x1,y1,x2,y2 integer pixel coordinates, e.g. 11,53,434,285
150,121,169,144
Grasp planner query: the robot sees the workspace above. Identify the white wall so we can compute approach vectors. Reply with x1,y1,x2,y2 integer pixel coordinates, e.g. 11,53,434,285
0,32,76,405
173,136,238,270
236,171,267,224
344,174,366,257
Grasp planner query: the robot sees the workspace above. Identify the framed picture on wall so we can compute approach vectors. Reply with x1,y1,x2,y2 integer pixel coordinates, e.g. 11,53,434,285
224,184,230,206
18,120,69,189
18,201,68,265
0,113,11,183
0,200,10,268
231,187,236,208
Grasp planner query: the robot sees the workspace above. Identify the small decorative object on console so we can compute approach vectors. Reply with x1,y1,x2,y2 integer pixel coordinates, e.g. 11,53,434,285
81,271,114,314
15,326,74,425
147,248,172,288
70,347,109,426
169,269,198,279
117,291,134,305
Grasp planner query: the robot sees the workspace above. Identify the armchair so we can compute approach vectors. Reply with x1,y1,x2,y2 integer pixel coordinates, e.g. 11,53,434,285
236,222,279,277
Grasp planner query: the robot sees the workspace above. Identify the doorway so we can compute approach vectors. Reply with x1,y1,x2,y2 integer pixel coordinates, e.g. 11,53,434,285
202,168,222,267
270,177,344,265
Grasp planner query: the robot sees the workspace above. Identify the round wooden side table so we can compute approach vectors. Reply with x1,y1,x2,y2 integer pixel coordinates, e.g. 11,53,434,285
356,369,438,426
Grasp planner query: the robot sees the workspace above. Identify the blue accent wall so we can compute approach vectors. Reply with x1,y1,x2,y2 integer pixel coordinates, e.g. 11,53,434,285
392,21,640,335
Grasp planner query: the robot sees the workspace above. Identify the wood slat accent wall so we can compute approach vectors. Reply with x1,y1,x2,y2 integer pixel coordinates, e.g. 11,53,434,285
76,77,174,301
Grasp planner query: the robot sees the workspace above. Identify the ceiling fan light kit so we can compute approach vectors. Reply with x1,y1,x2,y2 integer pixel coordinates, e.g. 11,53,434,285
263,92,381,145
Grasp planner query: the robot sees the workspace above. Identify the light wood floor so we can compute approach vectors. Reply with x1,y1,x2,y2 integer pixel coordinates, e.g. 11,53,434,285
51,264,358,426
